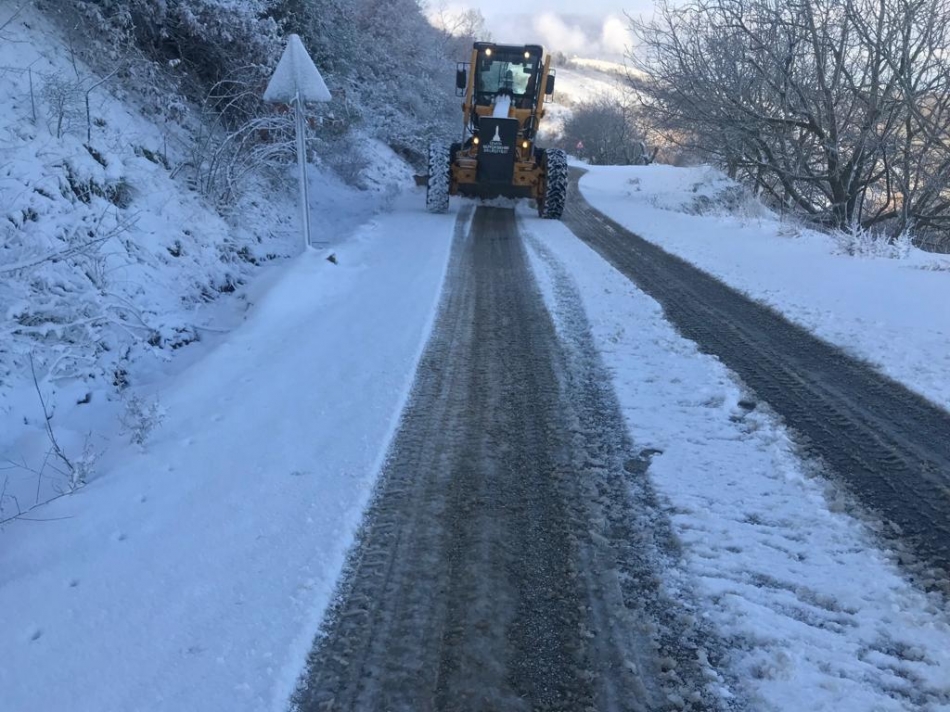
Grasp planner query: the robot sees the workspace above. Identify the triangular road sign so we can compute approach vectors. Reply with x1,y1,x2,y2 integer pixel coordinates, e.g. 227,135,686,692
264,34,331,104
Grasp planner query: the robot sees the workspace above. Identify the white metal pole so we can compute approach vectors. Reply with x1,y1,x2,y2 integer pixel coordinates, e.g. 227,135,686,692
294,90,312,250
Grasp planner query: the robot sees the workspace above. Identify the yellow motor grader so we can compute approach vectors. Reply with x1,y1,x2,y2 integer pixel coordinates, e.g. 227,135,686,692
426,42,568,219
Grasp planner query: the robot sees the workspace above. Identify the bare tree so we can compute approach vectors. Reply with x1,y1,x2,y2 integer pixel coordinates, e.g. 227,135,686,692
39,72,84,139
561,92,655,165
630,0,950,237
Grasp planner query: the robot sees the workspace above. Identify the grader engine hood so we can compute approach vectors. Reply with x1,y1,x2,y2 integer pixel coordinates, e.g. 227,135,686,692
476,118,519,184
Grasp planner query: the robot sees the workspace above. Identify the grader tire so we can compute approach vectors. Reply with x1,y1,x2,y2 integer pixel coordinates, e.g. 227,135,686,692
426,143,451,214
539,148,568,219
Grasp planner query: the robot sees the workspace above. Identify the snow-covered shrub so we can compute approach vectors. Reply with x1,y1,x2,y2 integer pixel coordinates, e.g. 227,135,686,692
304,0,460,163
42,0,460,175
834,226,915,259
53,0,281,122
666,170,770,219
319,138,372,188
69,434,100,490
184,87,299,208
120,394,165,448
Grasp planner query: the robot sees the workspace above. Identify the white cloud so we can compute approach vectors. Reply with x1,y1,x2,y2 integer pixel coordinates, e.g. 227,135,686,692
600,15,632,56
521,12,632,60
532,13,590,55
444,5,639,61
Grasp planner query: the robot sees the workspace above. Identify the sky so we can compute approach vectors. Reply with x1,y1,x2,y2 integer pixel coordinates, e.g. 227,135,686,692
429,1,662,60
476,0,655,14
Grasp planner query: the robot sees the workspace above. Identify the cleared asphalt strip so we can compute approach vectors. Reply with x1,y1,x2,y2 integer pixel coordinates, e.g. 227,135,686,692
292,205,738,711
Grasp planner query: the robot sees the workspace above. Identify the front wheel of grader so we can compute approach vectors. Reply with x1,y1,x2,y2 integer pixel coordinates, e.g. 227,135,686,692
538,148,568,220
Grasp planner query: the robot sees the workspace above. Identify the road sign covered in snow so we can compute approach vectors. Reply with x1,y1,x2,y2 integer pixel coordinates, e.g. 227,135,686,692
264,34,331,104
265,34,331,252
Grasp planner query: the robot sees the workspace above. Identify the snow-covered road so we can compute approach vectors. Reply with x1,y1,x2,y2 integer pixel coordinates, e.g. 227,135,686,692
295,199,950,712
294,205,727,711
562,174,950,581
3,178,950,712
576,164,950,411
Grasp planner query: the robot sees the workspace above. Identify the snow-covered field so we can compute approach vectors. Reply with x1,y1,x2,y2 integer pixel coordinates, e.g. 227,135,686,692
576,164,950,411
522,208,950,711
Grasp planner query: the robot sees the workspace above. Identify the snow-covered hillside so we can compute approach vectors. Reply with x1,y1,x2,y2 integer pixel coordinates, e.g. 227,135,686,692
541,58,629,139
554,60,627,103
0,4,284,492
0,3,421,511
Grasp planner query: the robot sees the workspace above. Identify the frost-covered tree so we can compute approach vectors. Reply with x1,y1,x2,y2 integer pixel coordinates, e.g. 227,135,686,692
561,94,655,165
631,0,950,238
43,0,460,163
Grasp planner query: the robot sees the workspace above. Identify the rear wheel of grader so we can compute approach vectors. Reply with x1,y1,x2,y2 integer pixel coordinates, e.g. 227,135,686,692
426,143,451,214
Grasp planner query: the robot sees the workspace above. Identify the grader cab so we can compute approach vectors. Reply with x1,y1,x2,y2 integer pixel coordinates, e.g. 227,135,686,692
426,42,568,219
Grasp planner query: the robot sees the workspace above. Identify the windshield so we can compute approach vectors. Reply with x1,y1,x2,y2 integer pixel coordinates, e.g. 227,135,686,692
476,53,539,98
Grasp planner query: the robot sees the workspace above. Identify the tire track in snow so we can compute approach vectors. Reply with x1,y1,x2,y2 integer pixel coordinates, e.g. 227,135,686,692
564,170,950,589
291,205,739,711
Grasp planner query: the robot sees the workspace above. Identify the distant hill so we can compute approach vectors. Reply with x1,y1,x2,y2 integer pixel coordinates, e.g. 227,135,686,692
542,56,633,139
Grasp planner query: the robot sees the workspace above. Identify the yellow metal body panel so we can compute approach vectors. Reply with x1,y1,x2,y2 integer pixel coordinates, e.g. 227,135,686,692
452,44,553,200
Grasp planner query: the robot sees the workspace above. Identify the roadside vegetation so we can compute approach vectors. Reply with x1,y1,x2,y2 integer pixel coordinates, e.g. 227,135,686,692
0,0,468,508
628,0,950,249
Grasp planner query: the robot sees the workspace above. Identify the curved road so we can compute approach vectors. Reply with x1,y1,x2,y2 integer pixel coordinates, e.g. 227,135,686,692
563,171,950,587
293,206,734,712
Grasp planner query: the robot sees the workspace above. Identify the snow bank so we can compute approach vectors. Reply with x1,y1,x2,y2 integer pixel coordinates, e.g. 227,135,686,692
578,164,950,411
0,195,463,712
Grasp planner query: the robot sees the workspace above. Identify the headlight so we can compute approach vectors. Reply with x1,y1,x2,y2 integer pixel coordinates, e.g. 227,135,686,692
485,48,492,57
473,136,480,145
